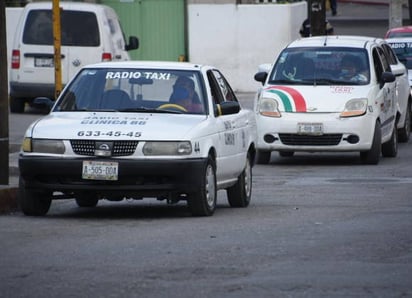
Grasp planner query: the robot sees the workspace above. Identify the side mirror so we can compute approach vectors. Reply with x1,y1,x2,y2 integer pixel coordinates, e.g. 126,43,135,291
380,71,396,88
254,72,268,85
126,36,139,51
216,101,240,116
33,97,54,112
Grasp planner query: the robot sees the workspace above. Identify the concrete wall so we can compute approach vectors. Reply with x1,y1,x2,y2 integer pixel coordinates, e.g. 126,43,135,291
188,2,307,92
5,2,307,93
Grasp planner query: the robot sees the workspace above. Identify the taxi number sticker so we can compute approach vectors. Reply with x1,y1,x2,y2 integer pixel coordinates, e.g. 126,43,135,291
77,131,142,137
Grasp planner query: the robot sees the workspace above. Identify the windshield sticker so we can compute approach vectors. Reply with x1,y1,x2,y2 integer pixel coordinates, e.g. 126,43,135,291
80,115,149,125
389,42,412,49
105,71,171,80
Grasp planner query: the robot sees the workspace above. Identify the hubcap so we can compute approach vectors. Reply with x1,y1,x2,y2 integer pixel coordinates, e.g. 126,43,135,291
205,164,216,208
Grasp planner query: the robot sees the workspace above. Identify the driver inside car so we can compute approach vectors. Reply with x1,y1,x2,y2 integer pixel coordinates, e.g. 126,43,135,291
169,77,204,113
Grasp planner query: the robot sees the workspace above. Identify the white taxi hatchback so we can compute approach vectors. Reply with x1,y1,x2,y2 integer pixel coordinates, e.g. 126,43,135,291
18,61,257,216
254,35,399,165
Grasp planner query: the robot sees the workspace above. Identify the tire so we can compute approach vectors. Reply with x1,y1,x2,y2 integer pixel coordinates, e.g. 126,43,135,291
75,193,99,207
188,156,217,216
227,152,252,208
398,100,411,143
18,176,52,216
10,97,26,113
279,151,294,157
382,123,398,157
256,150,271,164
360,121,381,165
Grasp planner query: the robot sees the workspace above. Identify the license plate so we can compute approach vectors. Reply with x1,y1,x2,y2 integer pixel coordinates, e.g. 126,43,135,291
35,57,54,67
297,122,323,135
82,161,118,181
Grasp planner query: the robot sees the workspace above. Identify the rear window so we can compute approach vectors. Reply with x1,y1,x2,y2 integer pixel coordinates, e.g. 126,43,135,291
22,9,100,46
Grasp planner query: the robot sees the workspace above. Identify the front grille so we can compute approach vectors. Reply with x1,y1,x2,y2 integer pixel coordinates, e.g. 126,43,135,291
70,140,138,156
279,134,342,146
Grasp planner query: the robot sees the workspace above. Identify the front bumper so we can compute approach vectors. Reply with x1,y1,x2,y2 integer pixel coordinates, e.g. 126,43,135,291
19,156,207,197
256,112,376,152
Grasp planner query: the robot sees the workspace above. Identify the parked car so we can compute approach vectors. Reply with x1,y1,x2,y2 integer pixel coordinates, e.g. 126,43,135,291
385,37,412,86
18,61,257,217
9,1,139,113
378,38,411,142
384,26,412,38
254,35,400,165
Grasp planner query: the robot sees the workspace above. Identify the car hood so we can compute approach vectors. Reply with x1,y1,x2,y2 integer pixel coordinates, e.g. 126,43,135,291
29,112,208,140
261,85,371,113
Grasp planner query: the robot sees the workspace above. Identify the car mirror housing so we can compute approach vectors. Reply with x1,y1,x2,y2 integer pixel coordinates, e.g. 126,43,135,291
254,72,268,85
216,101,240,116
126,36,139,51
382,71,396,83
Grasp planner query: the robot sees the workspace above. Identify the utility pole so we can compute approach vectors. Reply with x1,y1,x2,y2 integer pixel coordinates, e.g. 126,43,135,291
389,0,403,29
409,0,412,25
0,0,9,185
52,0,62,99
309,0,326,36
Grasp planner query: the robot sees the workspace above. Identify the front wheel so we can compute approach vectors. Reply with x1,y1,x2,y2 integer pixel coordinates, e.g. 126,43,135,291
18,176,52,216
10,97,26,113
188,156,217,216
382,123,398,157
360,121,381,165
398,100,411,143
227,153,252,207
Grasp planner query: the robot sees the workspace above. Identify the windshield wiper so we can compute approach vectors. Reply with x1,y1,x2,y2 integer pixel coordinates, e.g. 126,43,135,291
118,107,183,114
268,79,303,85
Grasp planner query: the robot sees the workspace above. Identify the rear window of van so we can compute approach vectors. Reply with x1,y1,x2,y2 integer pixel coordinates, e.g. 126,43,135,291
22,10,100,47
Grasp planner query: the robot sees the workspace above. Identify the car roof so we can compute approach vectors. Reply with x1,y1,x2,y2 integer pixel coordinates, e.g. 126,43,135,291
385,37,412,43
387,26,412,33
385,26,412,38
286,35,380,49
83,61,210,71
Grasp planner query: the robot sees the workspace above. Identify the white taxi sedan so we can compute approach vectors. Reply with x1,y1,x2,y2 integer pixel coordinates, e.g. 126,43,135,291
254,36,400,165
18,61,257,216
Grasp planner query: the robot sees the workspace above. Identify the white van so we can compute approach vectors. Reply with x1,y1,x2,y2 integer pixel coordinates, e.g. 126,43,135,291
9,1,139,113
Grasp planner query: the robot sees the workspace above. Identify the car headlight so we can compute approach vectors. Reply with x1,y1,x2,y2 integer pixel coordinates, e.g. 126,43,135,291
22,138,65,154
340,98,368,118
143,141,192,156
259,97,281,117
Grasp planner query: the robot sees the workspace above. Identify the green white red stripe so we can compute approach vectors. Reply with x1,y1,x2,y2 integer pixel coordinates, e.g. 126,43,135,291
265,86,307,112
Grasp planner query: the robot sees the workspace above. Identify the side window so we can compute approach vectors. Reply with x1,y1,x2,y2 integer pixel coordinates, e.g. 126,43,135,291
207,71,223,106
210,70,237,102
372,48,384,82
382,44,398,65
377,47,391,72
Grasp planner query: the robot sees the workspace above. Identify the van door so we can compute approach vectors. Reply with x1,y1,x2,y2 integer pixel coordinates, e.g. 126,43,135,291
17,8,105,91
61,9,106,83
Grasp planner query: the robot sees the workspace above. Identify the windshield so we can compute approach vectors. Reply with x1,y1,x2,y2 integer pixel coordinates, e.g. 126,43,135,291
268,47,370,86
387,41,412,65
54,68,207,115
